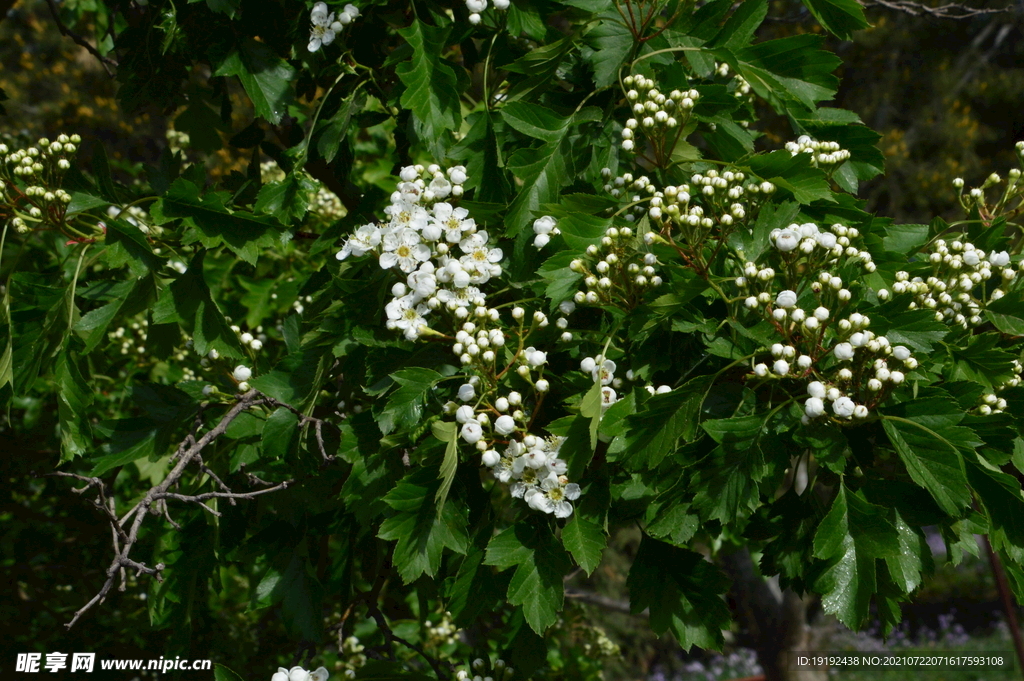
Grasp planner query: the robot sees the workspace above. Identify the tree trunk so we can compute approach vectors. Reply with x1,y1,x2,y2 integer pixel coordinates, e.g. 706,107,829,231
722,548,828,681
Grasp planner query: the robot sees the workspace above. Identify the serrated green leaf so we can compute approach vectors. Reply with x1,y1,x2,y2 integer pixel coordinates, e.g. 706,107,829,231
881,400,972,517
813,485,900,628
801,0,870,40
623,375,714,469
562,514,606,575
627,535,731,650
151,251,244,359
948,333,1015,388
377,367,443,436
485,523,571,634
254,173,318,224
56,347,94,462
396,21,461,155
152,178,284,265
214,40,295,125
378,468,469,583
432,420,459,513
986,289,1024,336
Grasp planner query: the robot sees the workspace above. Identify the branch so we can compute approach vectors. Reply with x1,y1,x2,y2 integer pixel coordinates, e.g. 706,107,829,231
860,0,1010,19
56,390,297,629
44,0,118,76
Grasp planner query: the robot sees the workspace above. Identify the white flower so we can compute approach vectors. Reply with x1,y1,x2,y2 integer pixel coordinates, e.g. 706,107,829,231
990,251,1011,267
805,397,825,417
336,223,381,260
385,294,430,337
533,233,550,248
380,229,431,273
482,449,501,467
432,203,476,243
816,232,837,249
272,669,289,681
853,405,869,419
458,383,475,401
233,365,252,382
533,216,557,235
833,342,854,361
580,357,596,373
776,290,798,308
772,359,790,375
833,396,855,418
593,359,616,385
308,3,337,52
774,228,800,251
813,307,829,321
753,363,768,377
807,381,826,398
525,347,547,367
495,415,516,435
455,405,475,424
535,379,550,392
461,421,483,443
893,345,911,361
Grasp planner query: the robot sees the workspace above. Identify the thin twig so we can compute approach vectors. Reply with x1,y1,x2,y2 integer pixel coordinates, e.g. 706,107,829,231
44,0,118,76
860,0,1009,18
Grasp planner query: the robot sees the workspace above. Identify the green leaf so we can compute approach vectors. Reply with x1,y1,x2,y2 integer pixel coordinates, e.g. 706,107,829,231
986,289,1024,336
870,306,948,353
627,535,731,650
729,34,841,112
747,150,833,204
250,347,329,408
377,367,443,436
947,333,1016,388
151,178,284,265
504,109,600,236
74,276,155,353
262,407,299,458
562,514,606,575
214,39,296,125
813,485,900,628
709,0,768,49
432,421,459,513
396,21,461,154
254,172,318,224
213,664,244,681
881,223,929,254
151,251,244,359
881,399,973,517
485,523,571,634
378,468,469,583
623,375,714,469
55,347,94,462
885,510,927,594
249,552,325,643
501,101,573,143
801,0,870,40
583,18,633,88
90,384,197,475
104,219,165,275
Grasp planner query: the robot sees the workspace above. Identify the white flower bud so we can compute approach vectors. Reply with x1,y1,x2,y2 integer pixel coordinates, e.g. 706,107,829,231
233,365,252,382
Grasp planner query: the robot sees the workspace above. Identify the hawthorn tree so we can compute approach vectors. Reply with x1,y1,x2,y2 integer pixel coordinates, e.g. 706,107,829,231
3,0,1024,679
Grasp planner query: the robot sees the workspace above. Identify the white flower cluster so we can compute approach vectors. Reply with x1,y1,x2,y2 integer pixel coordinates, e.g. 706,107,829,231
108,319,150,357
715,62,753,103
338,635,367,679
336,163,496,342
579,356,670,404
270,666,329,681
892,240,1020,329
785,134,851,168
338,164,581,517
954,150,1023,214
765,222,877,273
424,611,460,648
531,215,560,248
465,0,509,25
451,364,581,517
569,225,661,307
600,168,774,232
619,74,697,153
456,657,514,681
308,2,359,52
1,135,80,234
